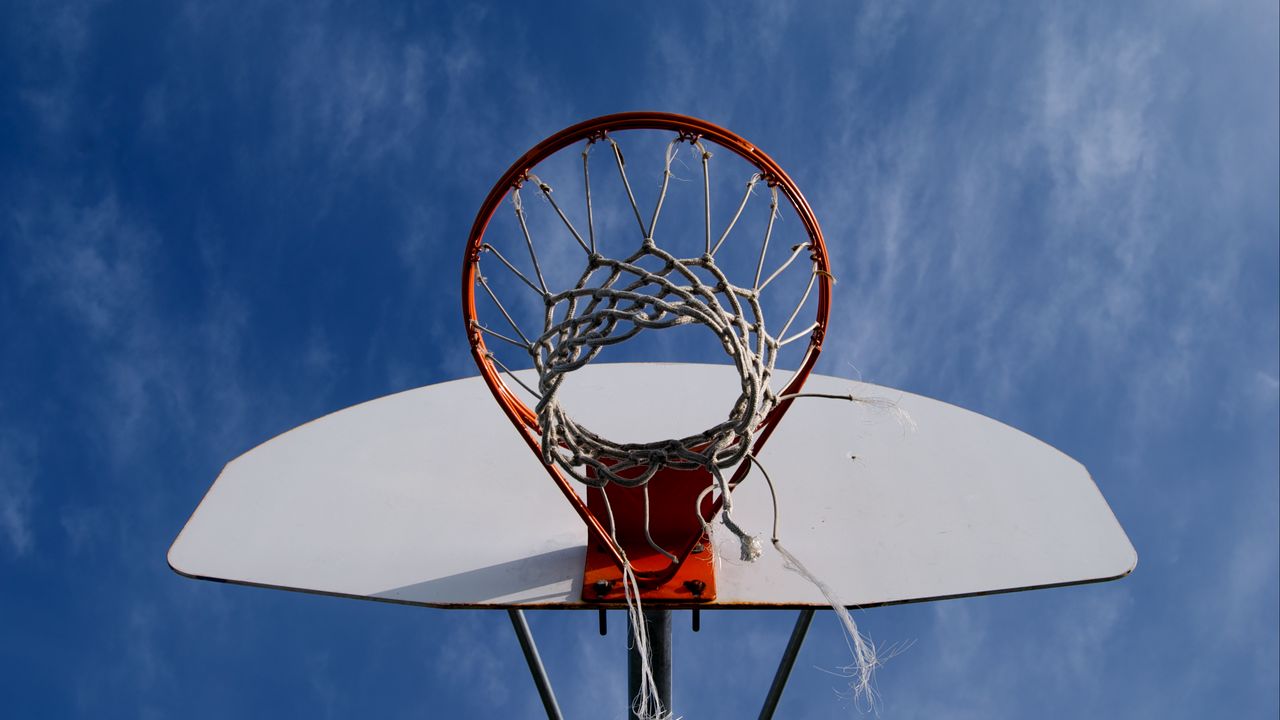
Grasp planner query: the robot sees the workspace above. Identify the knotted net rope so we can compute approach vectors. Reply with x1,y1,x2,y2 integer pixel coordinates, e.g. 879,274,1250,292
474,135,820,560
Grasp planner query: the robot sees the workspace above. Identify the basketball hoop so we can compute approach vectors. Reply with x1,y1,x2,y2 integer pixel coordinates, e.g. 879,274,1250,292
462,113,832,600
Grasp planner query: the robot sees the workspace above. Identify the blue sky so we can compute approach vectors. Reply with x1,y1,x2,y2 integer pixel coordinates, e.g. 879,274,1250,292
2,1,1277,718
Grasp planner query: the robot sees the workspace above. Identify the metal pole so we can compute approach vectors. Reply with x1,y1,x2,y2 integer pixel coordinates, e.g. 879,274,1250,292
507,609,565,720
758,608,815,720
627,608,672,720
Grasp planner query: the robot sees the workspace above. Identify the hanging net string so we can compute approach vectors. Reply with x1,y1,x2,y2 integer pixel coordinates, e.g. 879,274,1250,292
597,471,674,720
745,450,883,709
473,132,822,560
752,389,916,711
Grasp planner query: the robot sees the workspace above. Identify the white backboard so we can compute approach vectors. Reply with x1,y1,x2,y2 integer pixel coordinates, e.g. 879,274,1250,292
168,363,1136,608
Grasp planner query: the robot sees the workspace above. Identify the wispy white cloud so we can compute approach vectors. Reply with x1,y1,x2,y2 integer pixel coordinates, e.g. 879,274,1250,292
17,195,151,338
15,194,191,463
817,7,1170,407
885,601,1007,718
13,0,107,139
268,4,559,181
1254,370,1279,396
305,651,338,719
0,435,36,557
126,602,168,689
1217,519,1279,644
647,1,807,126
431,613,513,708
794,2,1278,469
59,504,106,556
559,616,626,717
277,27,430,169
1044,591,1130,693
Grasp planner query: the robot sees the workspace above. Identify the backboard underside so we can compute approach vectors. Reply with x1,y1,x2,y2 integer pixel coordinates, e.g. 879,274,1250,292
168,363,1136,609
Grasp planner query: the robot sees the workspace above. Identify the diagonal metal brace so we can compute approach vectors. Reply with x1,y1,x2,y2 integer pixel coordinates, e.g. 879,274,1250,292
507,609,565,720
758,608,815,720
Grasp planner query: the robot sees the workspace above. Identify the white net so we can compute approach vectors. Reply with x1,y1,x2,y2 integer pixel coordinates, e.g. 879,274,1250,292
474,135,820,502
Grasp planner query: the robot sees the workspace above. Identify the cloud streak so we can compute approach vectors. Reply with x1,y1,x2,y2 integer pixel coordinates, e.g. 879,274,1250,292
0,435,36,557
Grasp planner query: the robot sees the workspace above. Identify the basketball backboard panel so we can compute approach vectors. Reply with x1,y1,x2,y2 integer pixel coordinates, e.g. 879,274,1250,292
168,362,1136,609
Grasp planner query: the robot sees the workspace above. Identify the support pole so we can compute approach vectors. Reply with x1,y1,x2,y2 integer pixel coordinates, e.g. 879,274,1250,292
507,609,565,720
758,608,815,720
627,608,672,720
